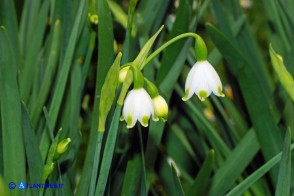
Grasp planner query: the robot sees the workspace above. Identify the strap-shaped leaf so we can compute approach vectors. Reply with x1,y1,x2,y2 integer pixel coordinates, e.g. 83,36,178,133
171,162,185,196
275,129,291,196
227,143,294,195
188,150,214,196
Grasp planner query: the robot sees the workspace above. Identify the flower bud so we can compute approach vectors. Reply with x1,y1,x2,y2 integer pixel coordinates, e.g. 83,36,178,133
54,138,71,160
152,95,168,121
119,66,130,83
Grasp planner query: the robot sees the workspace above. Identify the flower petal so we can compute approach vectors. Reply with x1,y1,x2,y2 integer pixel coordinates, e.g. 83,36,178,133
204,61,224,97
183,64,199,101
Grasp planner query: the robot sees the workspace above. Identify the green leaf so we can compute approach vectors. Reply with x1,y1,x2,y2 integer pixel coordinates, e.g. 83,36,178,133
175,84,231,158
48,0,86,130
275,129,291,196
0,176,9,196
206,23,283,181
269,44,294,102
39,0,86,161
31,19,62,126
95,105,122,195
0,27,26,196
156,0,193,84
136,0,169,36
227,143,294,196
0,0,20,65
171,162,185,196
82,32,96,87
76,0,115,193
122,152,142,195
98,53,122,132
88,133,103,196
21,103,43,196
108,0,136,37
121,0,137,63
261,0,290,51
188,150,215,196
211,0,273,94
122,127,147,196
19,0,51,102
209,129,260,195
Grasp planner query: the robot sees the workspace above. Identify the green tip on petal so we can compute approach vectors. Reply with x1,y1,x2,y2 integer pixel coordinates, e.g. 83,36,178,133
160,117,167,122
182,89,190,101
126,115,133,128
141,116,150,127
153,115,159,122
217,86,225,97
199,90,207,101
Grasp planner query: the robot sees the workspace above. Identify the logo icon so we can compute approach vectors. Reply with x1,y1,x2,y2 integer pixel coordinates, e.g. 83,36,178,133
18,182,25,190
8,182,16,190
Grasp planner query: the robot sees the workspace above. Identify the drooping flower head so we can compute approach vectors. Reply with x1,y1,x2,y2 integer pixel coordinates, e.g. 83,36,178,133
182,60,224,101
121,88,157,128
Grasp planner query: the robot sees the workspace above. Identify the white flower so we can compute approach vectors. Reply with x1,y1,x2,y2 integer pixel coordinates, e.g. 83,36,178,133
182,60,224,101
122,88,157,128
152,95,168,121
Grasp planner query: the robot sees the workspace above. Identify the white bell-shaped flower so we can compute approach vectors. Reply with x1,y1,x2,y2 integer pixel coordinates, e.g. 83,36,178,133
182,60,224,101
122,88,157,128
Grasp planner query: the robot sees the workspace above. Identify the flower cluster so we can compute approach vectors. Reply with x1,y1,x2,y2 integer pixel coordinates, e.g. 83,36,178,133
120,68,168,128
101,28,224,129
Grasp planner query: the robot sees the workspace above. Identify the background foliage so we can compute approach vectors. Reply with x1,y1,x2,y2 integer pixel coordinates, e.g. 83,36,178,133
0,0,293,195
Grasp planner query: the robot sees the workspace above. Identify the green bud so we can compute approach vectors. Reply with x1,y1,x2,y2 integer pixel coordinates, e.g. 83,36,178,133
152,95,168,121
119,66,131,83
88,13,99,31
57,138,71,154
89,14,98,25
54,138,71,160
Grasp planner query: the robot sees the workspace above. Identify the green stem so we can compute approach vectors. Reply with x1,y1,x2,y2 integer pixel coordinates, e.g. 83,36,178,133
143,33,204,68
138,126,147,195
